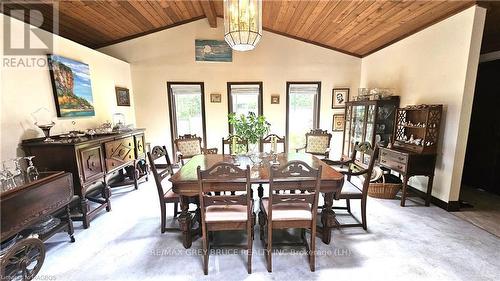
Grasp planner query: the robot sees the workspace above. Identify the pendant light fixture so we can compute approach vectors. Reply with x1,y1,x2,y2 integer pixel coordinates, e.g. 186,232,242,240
224,0,262,51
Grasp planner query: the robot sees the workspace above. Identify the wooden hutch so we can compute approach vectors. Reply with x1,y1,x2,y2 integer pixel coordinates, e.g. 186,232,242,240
379,105,443,207
342,96,400,165
22,129,147,228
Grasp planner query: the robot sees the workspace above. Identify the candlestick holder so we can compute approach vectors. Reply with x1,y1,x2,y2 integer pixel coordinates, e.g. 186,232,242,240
35,122,55,142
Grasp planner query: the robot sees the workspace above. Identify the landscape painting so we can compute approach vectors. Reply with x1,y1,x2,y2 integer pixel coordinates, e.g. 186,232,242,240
47,54,95,117
195,40,232,62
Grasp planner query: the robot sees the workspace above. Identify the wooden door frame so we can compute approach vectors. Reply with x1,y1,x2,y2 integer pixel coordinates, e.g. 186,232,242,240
167,82,207,161
285,81,322,151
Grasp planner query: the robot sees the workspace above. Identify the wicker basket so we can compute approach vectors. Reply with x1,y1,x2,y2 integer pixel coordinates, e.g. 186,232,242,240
368,174,402,199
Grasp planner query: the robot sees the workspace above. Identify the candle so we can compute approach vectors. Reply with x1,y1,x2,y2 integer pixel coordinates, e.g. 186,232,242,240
231,136,237,155
271,136,277,153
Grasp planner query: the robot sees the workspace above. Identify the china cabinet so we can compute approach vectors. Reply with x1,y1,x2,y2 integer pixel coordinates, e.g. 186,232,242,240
342,97,400,165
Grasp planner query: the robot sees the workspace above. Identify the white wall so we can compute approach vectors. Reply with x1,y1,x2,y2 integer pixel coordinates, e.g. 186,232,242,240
0,15,136,161
360,6,486,203
99,18,361,158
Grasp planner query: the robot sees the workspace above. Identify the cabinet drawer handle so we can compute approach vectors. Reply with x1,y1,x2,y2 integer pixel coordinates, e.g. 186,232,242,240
381,159,387,163
397,165,404,170
398,157,405,161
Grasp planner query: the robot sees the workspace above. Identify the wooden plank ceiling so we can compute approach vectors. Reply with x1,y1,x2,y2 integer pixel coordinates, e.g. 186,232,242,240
1,0,491,57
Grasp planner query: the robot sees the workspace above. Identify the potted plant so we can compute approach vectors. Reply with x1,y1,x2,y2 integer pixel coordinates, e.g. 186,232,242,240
228,112,271,154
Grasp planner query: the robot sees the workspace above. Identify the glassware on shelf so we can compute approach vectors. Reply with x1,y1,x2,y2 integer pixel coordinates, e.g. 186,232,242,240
1,160,16,191
25,156,39,182
12,157,25,186
35,121,56,142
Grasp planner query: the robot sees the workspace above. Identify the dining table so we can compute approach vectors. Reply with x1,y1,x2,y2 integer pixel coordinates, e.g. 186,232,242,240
169,153,345,249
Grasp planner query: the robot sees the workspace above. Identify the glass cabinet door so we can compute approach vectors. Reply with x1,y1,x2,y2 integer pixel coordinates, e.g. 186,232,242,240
363,105,376,165
352,105,366,162
376,104,397,145
343,106,352,157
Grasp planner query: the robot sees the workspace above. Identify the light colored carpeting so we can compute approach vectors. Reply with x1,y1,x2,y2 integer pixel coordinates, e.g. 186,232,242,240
40,180,500,281
454,185,500,237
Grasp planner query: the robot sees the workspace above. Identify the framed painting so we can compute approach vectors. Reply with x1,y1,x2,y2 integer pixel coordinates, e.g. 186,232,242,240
271,95,280,104
47,54,95,117
332,114,345,131
332,88,350,108
115,87,130,106
195,40,232,62
210,93,221,103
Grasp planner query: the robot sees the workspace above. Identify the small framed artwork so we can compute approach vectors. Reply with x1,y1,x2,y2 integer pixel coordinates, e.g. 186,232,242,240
332,88,350,108
115,87,130,106
210,93,221,103
332,114,345,131
271,95,280,104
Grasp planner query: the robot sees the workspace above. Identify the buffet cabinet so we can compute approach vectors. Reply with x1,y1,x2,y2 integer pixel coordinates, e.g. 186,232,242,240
22,129,146,228
342,97,400,165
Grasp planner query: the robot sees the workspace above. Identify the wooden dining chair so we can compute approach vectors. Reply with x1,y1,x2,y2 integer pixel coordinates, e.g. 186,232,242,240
221,135,249,155
197,162,254,275
147,145,180,233
296,129,332,158
321,142,378,230
174,134,203,165
258,161,322,272
260,134,286,153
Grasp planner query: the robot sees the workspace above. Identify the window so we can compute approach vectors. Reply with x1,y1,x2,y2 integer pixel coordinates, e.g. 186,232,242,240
167,82,207,154
227,82,263,131
286,82,321,151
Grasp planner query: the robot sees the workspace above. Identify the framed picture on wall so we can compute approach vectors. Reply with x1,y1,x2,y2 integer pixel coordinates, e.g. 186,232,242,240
210,93,221,103
332,88,349,108
271,95,280,104
332,114,345,131
115,87,130,106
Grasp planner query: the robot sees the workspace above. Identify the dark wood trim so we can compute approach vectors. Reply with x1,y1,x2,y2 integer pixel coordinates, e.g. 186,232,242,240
167,82,207,161
362,2,478,57
200,0,217,28
95,16,206,49
227,81,264,133
285,81,322,151
406,185,460,212
263,27,362,58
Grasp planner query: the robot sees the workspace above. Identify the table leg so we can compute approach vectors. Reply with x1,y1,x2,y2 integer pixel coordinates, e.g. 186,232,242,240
400,175,409,207
178,195,192,249
320,192,337,244
258,184,264,199
102,179,112,212
66,205,75,242
425,174,434,207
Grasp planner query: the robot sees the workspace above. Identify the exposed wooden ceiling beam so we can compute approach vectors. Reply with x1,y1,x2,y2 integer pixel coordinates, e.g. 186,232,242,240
200,0,217,28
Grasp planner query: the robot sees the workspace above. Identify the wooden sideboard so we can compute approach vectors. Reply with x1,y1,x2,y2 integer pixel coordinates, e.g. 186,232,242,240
22,129,146,228
379,147,437,207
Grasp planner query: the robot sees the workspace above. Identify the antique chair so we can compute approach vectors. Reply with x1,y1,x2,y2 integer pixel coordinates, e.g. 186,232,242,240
174,134,203,165
258,161,322,272
221,135,249,155
260,134,286,153
197,163,254,275
296,129,332,158
321,142,378,230
147,146,180,233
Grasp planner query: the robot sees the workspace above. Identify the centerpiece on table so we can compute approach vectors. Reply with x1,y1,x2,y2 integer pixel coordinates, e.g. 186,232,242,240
228,112,271,158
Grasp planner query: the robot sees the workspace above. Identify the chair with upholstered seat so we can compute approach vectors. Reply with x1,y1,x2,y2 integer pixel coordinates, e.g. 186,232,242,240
295,129,332,158
322,142,378,230
222,135,249,155
197,162,254,275
147,146,180,233
258,161,322,272
174,134,203,165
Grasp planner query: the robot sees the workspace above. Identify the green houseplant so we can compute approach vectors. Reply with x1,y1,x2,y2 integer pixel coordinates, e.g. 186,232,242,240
228,112,271,153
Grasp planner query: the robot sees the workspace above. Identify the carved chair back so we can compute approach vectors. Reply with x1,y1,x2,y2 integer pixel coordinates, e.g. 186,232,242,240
346,142,379,193
304,129,332,156
260,134,286,153
268,161,322,222
147,146,174,203
197,163,252,223
222,135,249,155
174,134,203,160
